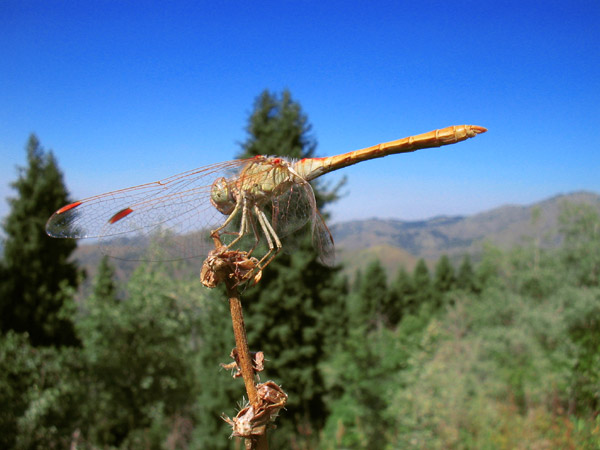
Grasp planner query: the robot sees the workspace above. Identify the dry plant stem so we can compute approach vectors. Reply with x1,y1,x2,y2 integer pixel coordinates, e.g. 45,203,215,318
225,280,268,450
226,283,258,404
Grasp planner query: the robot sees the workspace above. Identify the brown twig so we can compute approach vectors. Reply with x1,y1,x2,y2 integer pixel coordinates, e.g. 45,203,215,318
225,279,269,450
201,245,282,449
226,281,259,404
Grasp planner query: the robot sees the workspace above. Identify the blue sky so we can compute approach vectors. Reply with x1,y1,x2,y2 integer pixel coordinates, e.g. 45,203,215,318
1,0,598,225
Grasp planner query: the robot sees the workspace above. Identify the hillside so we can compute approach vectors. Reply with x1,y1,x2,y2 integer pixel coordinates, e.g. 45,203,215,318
332,191,600,274
72,191,600,284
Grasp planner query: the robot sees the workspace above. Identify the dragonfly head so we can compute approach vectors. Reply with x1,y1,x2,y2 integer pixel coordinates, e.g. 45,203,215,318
210,177,236,215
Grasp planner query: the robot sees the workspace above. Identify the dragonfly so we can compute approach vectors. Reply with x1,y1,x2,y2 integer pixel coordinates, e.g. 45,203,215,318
46,125,487,274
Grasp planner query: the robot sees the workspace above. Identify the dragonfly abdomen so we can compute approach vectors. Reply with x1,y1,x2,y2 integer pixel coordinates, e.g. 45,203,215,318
295,125,487,181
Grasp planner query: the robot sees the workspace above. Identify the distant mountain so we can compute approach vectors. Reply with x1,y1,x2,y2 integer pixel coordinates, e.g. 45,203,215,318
72,191,600,285
331,191,600,276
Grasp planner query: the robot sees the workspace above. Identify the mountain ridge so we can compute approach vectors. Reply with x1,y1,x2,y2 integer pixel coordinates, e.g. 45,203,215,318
331,191,600,276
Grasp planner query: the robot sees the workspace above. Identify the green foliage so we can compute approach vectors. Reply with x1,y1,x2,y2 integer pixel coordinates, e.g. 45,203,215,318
92,255,118,302
321,327,405,449
325,201,600,449
3,193,599,449
75,262,206,447
1,135,80,347
354,259,389,329
560,201,600,286
189,293,239,450
239,89,317,160
0,332,39,449
412,258,433,312
243,243,348,442
0,331,87,450
456,254,478,292
433,254,456,307
564,286,600,414
390,266,416,318
386,270,599,449
322,303,432,449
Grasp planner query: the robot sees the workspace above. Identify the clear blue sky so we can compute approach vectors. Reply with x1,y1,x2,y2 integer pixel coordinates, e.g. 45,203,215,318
2,0,598,225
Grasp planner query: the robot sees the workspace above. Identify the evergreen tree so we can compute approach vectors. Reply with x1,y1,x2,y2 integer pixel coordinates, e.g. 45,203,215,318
0,135,80,347
357,259,389,329
236,89,348,441
241,89,316,160
412,258,432,310
77,262,203,447
321,326,398,449
390,266,415,320
433,254,456,308
346,268,364,330
92,256,118,302
244,244,347,442
456,254,477,292
352,268,363,292
191,291,240,450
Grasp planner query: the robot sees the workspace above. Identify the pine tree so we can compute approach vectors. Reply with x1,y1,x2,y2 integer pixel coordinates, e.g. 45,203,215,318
412,258,432,311
433,255,456,297
0,135,80,346
456,254,477,292
240,89,316,160
92,256,118,302
352,268,363,292
235,89,348,440
357,259,389,329
391,266,415,320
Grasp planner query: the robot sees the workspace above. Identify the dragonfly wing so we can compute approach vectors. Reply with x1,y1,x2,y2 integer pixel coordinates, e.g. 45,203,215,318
270,178,335,265
270,180,314,238
312,210,335,266
46,159,247,261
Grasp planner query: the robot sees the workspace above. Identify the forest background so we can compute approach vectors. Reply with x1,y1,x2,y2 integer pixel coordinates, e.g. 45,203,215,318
1,90,599,449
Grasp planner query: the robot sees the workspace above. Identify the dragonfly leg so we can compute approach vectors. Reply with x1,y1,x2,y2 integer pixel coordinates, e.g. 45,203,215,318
254,205,282,270
211,197,243,244
245,210,261,257
224,198,251,250
227,200,268,257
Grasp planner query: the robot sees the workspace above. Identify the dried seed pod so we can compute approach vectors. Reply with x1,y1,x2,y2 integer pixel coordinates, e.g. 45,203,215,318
222,405,267,438
257,381,287,408
200,248,259,288
222,381,288,438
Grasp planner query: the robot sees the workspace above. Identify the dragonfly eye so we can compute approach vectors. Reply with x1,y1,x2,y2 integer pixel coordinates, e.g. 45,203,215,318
210,177,236,215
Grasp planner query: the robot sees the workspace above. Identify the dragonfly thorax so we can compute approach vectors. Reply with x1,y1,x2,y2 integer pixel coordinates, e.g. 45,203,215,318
237,157,299,205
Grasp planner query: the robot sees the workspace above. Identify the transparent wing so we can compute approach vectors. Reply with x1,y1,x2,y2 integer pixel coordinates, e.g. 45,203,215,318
270,176,335,265
311,211,335,266
270,181,313,237
46,159,249,261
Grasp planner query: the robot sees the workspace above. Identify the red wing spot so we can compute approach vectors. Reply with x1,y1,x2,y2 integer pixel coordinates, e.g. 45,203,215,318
109,207,134,224
56,201,82,215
